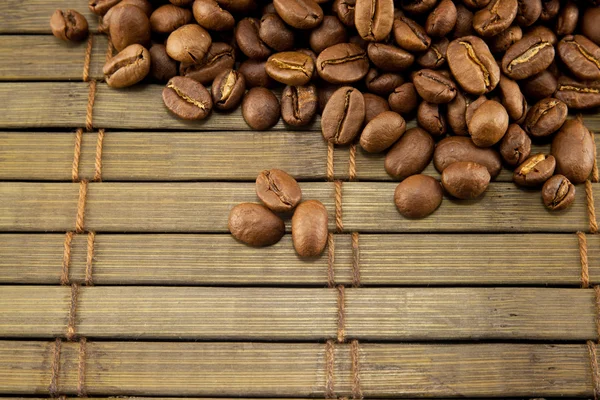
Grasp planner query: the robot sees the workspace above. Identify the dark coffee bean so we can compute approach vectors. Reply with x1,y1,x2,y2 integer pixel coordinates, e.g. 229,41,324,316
464,95,487,126
497,75,527,123
551,118,595,184
473,0,518,37
462,0,491,8
499,124,531,167
273,0,324,29
332,0,356,27
170,0,194,6
467,100,508,147
228,203,285,247
501,26,555,80
515,0,541,27
149,44,177,82
539,0,559,21
394,175,443,219
393,15,431,52
212,69,246,111
452,4,474,39
556,1,578,36
355,0,394,41
365,69,404,96
256,169,302,212
50,9,89,41
259,14,295,52
385,127,435,180
104,44,151,88
417,101,447,138
417,38,449,69
364,93,390,122
263,2,277,13
193,0,235,31
349,34,369,50
367,43,414,71
434,136,502,178
292,200,328,257
555,76,600,110
413,69,457,104
149,4,191,34
400,0,437,14
446,91,469,136
488,25,522,53
316,43,369,84
239,59,274,88
524,97,567,138
447,36,500,95
359,111,406,153
89,0,122,15
215,0,256,12
281,84,318,126
389,83,419,115
318,84,342,113
522,69,557,101
513,153,555,187
425,0,457,38
582,7,600,46
322,86,365,144
441,161,490,199
179,42,235,85
108,4,151,52
242,87,280,130
119,0,152,16
296,48,319,80
236,18,271,60
166,24,212,63
558,35,600,81
542,175,576,211
309,16,348,54
265,52,315,86
163,76,213,120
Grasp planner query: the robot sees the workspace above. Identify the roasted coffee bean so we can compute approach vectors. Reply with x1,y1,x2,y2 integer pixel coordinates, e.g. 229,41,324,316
467,100,508,148
171,0,194,6
425,0,457,38
215,0,256,12
441,161,490,199
499,124,531,167
539,0,559,21
318,84,342,112
413,69,457,104
489,25,522,54
524,97,567,138
149,4,191,34
385,127,435,180
332,0,356,27
389,83,419,115
365,69,404,96
367,43,414,71
163,76,213,120
228,203,285,247
296,49,318,80
273,0,323,29
281,84,318,126
515,0,541,27
265,52,315,86
394,175,443,219
349,34,369,50
359,111,406,153
417,38,449,69
501,26,555,80
259,14,294,52
447,36,500,95
149,44,177,82
462,0,491,8
542,175,575,211
100,0,151,32
355,0,394,41
179,42,235,84
558,35,600,81
242,87,280,130
446,91,469,136
513,153,555,187
108,4,151,51
434,136,502,178
464,95,487,126
309,16,347,54
497,75,527,123
393,15,431,52
316,43,369,84
292,200,328,257
522,69,557,101
89,0,122,15
417,101,447,138
555,76,600,110
556,1,578,36
473,0,518,37
256,169,302,212
236,18,271,60
364,93,390,122
582,7,600,46
50,9,89,41
551,118,595,184
453,4,474,39
239,59,274,88
212,69,246,111
192,0,234,31
400,0,437,14
322,86,365,144
104,44,151,88
166,24,211,63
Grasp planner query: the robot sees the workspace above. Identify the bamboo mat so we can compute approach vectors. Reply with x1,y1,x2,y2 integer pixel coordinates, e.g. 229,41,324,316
2,0,600,398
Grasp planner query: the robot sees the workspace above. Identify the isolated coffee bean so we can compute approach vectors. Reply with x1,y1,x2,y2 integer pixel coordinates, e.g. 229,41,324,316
265,52,315,86
163,76,213,120
166,24,211,63
365,69,404,96
441,161,490,199
193,0,235,31
316,43,369,84
425,0,456,38
413,69,457,104
558,35,600,81
50,9,89,41
104,44,151,88
522,70,557,101
417,101,447,138
434,136,502,178
417,38,449,69
497,75,527,123
355,0,394,41
513,153,556,187
524,97,567,138
539,0,560,21
551,118,595,184
256,169,302,212
322,87,365,145
499,124,531,167
555,76,600,110
149,4,192,34
473,0,518,37
281,84,318,127
309,16,347,54
89,0,122,15
236,18,271,60
363,93,390,123
400,0,437,15
515,0,541,27
359,111,406,153
109,4,151,52
389,83,419,116
447,36,500,95
259,14,295,52
332,0,356,27
453,4,474,39
489,25,522,54
212,69,246,111
542,175,576,211
556,1,578,36
394,175,443,219
582,7,600,46
367,43,414,71
242,87,280,130
292,200,329,257
228,203,285,247
393,15,431,52
468,100,509,148
501,27,555,80
149,44,177,82
179,42,235,85
385,127,435,180
273,0,324,29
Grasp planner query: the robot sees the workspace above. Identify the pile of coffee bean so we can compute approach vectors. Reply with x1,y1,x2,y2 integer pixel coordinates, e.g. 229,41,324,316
50,0,600,224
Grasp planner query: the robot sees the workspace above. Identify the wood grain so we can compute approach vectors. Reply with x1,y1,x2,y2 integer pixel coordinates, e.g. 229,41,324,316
0,0,99,33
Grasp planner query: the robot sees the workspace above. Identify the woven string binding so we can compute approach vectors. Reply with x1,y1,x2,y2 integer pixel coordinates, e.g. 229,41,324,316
78,338,87,397
325,339,336,399
48,338,62,397
579,232,590,288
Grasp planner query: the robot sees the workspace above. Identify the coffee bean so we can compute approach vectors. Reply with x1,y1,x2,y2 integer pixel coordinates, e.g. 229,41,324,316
447,36,500,95
385,127,435,180
256,169,302,212
228,203,285,247
393,15,431,52
394,174,443,219
389,83,419,115
551,118,595,184
236,18,272,60
149,4,192,34
316,43,369,84
441,161,490,199
499,124,531,167
524,97,567,138
363,93,390,123
166,24,212,63
50,9,89,41
332,0,356,27
417,101,447,138
467,100,508,148
322,86,365,144
522,69,557,101
539,0,560,21
501,26,555,80
292,200,329,257
179,42,235,85
89,0,122,15
281,84,318,126
515,0,541,27
149,44,177,82
163,76,213,120
542,175,576,211
413,69,457,104
193,0,235,31
489,25,522,54
513,153,556,187
582,7,600,46
318,84,342,113
497,75,527,123
273,0,324,29
239,59,274,88
473,0,518,37
104,44,151,88
259,13,295,52
365,69,404,96
307,16,346,53
417,38,449,69
212,69,246,111
367,43,414,71
555,76,600,110
558,35,600,81
171,0,194,5
453,4,474,39
355,0,394,41
216,0,256,13
108,4,151,51
464,95,487,126
265,52,315,86
556,1,578,36
462,0,491,9
359,111,406,153
425,0,456,38
434,136,502,178
446,91,469,136
400,0,437,14
242,87,281,130
120,0,152,16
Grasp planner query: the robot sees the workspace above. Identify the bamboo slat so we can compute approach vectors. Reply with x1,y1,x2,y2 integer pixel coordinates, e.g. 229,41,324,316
0,233,598,286
0,0,99,33
0,340,594,397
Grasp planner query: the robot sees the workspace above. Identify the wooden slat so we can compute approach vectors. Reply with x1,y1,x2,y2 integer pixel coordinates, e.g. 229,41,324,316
0,233,598,286
0,0,99,33
0,340,593,397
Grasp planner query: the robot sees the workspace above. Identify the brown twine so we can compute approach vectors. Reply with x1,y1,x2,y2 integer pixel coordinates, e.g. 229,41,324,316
349,144,357,181
93,129,105,182
66,284,79,341
587,180,599,234
350,339,363,400
72,129,83,182
335,180,343,233
579,232,590,288
589,340,600,400
327,142,334,181
82,34,93,82
327,233,335,288
48,338,62,397
85,232,95,286
351,232,360,288
61,232,74,286
76,180,88,234
86,80,97,132
591,128,599,183
337,285,346,343
78,338,87,397
325,339,336,399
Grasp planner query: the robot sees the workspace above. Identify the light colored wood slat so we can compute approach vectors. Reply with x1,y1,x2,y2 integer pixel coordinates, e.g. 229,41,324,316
0,0,99,33
0,233,598,286
0,341,594,397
